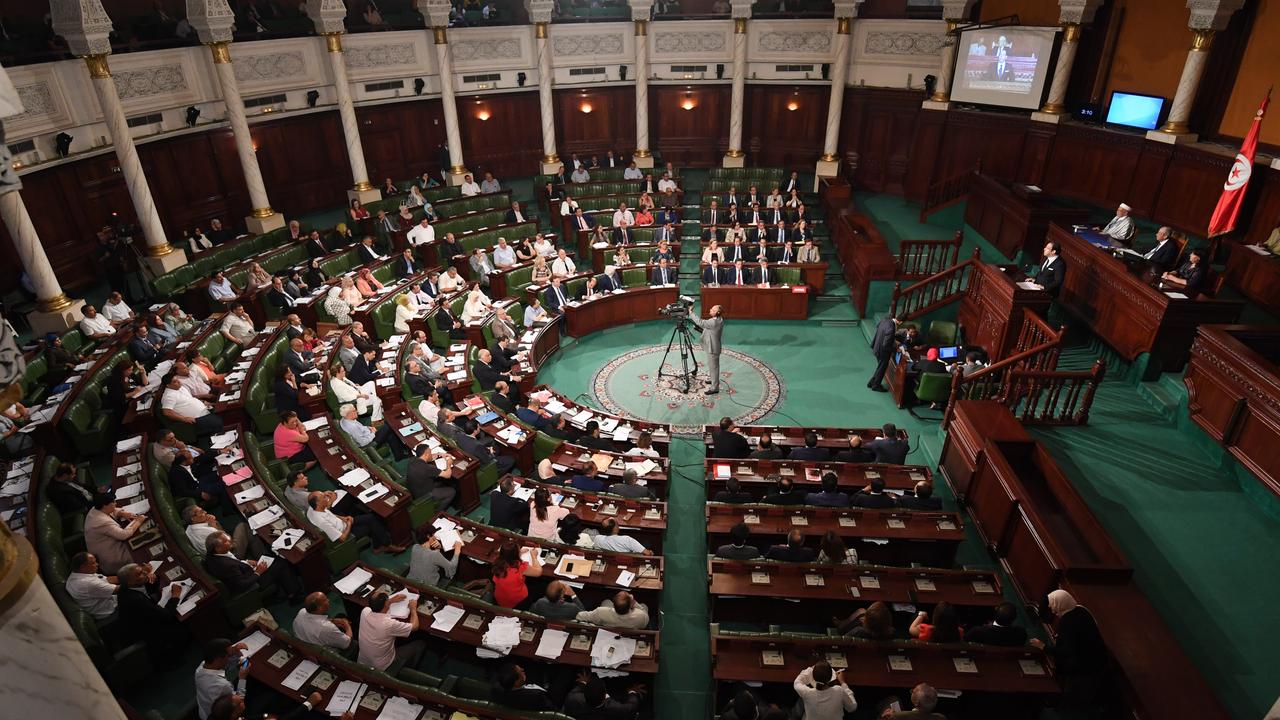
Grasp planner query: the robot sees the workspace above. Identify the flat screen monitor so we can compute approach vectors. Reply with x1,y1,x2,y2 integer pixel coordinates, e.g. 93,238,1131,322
938,346,961,360
1105,91,1166,130
950,26,1059,110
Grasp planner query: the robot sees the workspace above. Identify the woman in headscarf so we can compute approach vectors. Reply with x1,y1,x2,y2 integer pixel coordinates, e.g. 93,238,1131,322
324,286,353,327
338,277,363,307
406,184,426,208
246,262,272,290
460,283,492,324
393,293,417,334
536,458,558,482
1031,590,1108,707
355,267,383,298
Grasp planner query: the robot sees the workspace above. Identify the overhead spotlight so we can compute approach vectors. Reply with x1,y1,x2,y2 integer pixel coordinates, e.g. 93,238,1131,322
821,63,830,80
306,90,320,108
55,132,73,158
414,78,425,95
185,106,200,127
716,64,724,80
619,65,628,81
517,72,527,87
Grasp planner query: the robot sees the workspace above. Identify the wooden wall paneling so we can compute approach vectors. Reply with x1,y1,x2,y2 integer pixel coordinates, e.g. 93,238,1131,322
743,85,827,170
139,130,251,234
1017,123,1057,187
253,112,350,220
902,105,944,202
1242,167,1280,247
458,91,544,180
1125,142,1171,220
850,89,920,195
1040,124,1142,208
650,85,730,167
1152,147,1234,237
554,87,636,159
357,99,449,182
934,110,1029,184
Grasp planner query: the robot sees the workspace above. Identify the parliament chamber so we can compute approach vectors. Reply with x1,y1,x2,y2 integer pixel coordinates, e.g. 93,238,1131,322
2,1,1280,720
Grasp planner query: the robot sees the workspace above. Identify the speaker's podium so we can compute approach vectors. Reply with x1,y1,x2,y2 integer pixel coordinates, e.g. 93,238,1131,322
957,261,1054,362
965,174,1091,259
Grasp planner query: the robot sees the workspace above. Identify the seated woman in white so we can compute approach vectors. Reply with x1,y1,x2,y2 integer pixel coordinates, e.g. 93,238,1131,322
393,294,418,334
460,285,493,324
329,363,383,421
406,185,426,208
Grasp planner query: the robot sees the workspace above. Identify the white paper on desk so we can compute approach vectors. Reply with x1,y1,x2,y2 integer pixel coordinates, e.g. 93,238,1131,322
272,528,305,553
326,680,365,715
571,409,593,425
434,457,449,471
388,592,419,620
1164,291,1188,299
115,436,143,452
115,481,145,500
358,483,390,503
444,356,464,367
430,604,466,632
598,418,619,433
238,629,272,658
334,567,373,595
591,629,636,669
512,486,535,501
338,468,371,487
1246,244,1271,255
234,484,266,503
121,498,150,515
148,559,163,572
0,476,31,497
158,578,194,606
433,526,462,549
446,370,468,381
216,448,245,466
611,425,632,442
224,371,247,383
535,628,569,660
256,555,276,569
482,616,522,655
242,347,261,357
616,570,636,587
302,416,329,430
282,659,319,690
625,459,657,476
74,361,93,371
1016,281,1040,291
545,399,568,415
376,696,424,720
176,590,203,616
247,505,284,530
115,462,142,477
210,431,238,449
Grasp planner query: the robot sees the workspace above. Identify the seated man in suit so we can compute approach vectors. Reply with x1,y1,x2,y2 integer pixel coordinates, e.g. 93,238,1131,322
608,469,654,499
965,602,1029,647
1142,226,1180,272
544,413,582,442
339,403,411,460
516,397,551,430
265,276,299,311
834,435,876,463
543,277,572,313
491,380,518,414
711,477,754,503
805,472,850,507
434,301,468,340
764,530,816,562
702,260,724,286
284,337,321,383
853,477,899,509
754,259,773,286
306,230,330,258
763,476,807,505
611,221,633,246
899,480,942,511
866,423,909,464
724,259,751,286
394,248,418,279
356,236,383,264
773,239,797,265
348,348,383,385
128,325,162,368
599,266,625,292
474,348,523,390
488,477,530,532
505,201,528,225
405,442,457,509
714,522,760,559
115,562,188,660
750,435,783,459
201,530,303,603
454,418,517,475
576,420,615,451
403,359,439,398
711,417,750,458
788,431,828,461
882,683,948,720
1029,240,1065,297
650,258,677,286
489,336,524,374
569,463,605,492
492,662,554,712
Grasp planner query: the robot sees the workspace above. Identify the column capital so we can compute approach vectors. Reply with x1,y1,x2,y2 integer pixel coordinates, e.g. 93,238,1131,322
1057,0,1101,26
629,0,654,22
186,0,236,43
940,0,975,22
729,0,753,20
525,0,556,25
83,54,112,79
49,0,115,57
424,0,453,27
833,0,864,20
1187,0,1244,31
305,0,348,35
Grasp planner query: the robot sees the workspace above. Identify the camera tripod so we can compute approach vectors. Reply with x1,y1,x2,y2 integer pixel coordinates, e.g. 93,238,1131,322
657,317,701,394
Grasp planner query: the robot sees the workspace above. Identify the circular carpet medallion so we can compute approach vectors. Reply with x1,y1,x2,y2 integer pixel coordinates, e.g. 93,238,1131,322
590,345,785,433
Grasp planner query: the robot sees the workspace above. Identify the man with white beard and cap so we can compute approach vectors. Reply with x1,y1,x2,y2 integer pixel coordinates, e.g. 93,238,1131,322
1096,203,1136,245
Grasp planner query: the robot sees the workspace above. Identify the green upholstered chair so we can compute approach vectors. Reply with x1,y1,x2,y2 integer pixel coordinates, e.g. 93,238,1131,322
911,371,955,421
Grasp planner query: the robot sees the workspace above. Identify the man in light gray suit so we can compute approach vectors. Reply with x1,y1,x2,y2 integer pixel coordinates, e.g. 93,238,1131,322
687,304,725,395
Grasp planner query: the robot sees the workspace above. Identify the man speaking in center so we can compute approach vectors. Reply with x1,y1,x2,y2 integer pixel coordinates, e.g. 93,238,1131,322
688,304,725,395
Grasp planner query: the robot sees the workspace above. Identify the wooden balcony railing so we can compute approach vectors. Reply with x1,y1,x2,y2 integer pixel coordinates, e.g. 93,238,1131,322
897,230,964,280
889,248,981,320
918,161,982,223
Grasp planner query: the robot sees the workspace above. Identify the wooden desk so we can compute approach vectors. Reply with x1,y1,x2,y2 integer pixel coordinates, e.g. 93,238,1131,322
1224,242,1280,317
829,210,896,316
207,323,284,429
0,451,40,540
549,445,670,499
560,286,679,337
520,322,561,371
708,558,1003,623
304,415,414,545
700,285,810,320
445,514,663,607
965,174,1091,259
707,425,910,453
510,475,667,553
937,400,1030,499
957,262,1053,362
1050,223,1244,375
698,256,828,294
120,317,223,434
531,385,672,456
704,459,931,497
705,503,963,566
383,405,482,512
1183,325,1280,498
338,563,660,674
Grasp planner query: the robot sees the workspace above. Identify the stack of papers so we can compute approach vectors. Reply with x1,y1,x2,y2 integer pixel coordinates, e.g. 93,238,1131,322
115,462,142,477
590,630,636,668
271,528,305,553
233,484,266,504
337,468,371,487
221,466,253,485
115,436,143,452
625,459,658,476
158,578,195,606
388,592,420,620
430,604,466,632
247,505,285,530
210,431,239,449
282,659,319,690
432,517,462,548
536,628,570,659
325,681,367,716
497,426,525,443
115,481,145,500
238,630,272,658
611,425,633,442
301,417,329,430
120,498,150,516
545,398,569,415
481,616,523,656
216,448,245,466
334,567,374,594
376,696,424,720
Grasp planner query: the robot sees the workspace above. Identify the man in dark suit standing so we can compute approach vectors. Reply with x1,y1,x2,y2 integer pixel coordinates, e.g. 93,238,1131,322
965,602,1029,646
711,416,750,458
867,315,901,391
1031,241,1065,297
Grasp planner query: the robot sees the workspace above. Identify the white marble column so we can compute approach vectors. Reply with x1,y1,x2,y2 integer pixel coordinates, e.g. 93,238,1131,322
1039,24,1080,115
633,19,653,169
84,54,187,274
0,188,85,333
930,22,958,102
1162,30,1212,135
534,22,560,175
814,15,853,184
432,26,469,186
322,34,380,203
0,524,128,720
723,16,749,168
207,43,284,233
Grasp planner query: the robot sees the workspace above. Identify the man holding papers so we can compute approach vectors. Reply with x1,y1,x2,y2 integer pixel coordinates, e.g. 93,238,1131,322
201,531,303,604
306,493,405,555
358,590,425,674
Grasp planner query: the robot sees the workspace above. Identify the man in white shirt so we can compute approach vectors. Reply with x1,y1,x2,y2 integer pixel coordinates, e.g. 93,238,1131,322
552,249,577,277
792,662,857,720
657,173,677,193
612,203,635,228
306,492,402,553
182,505,262,558
329,363,383,420
623,162,643,180
559,197,580,217
161,373,224,435
194,638,249,720
406,218,435,247
1097,202,1136,244
293,592,353,651
65,552,120,619
340,403,411,459
459,173,481,196
533,235,556,258
220,303,256,345
785,171,800,193
592,519,652,554
102,292,134,326
575,591,650,629
438,267,465,293
493,238,518,269
571,165,591,183
207,272,238,304
79,305,116,339
358,590,424,673
524,297,548,327
175,360,212,399
479,172,501,193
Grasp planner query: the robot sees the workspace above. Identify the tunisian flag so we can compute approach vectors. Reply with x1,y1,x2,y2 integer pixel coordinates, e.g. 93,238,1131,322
1208,90,1270,237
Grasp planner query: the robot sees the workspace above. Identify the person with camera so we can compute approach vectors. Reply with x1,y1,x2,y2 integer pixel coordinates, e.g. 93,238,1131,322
687,303,725,395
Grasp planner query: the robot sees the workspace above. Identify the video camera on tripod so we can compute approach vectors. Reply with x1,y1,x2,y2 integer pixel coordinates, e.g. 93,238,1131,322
657,296,701,393
658,296,695,320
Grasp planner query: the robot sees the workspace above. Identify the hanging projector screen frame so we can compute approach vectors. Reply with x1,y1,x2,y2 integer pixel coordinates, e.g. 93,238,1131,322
950,26,1061,111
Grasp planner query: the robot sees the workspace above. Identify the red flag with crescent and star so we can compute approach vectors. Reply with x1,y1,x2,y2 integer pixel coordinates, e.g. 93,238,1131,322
1208,90,1270,237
